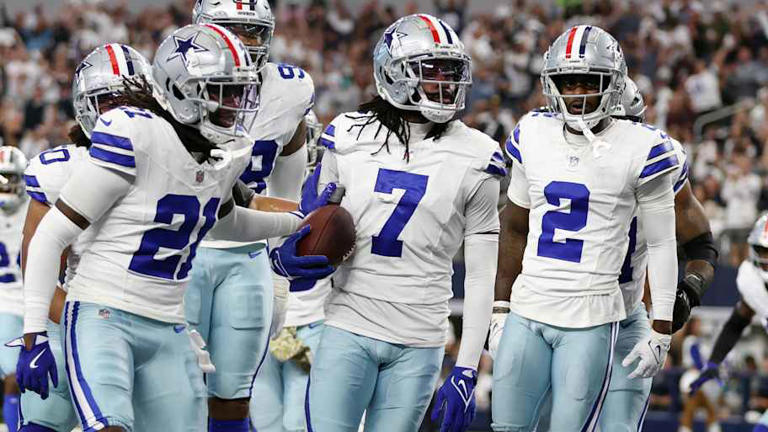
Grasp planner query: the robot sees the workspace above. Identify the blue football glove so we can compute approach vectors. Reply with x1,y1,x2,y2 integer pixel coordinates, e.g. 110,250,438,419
298,164,337,215
270,225,335,288
689,361,722,396
431,367,477,432
6,333,58,400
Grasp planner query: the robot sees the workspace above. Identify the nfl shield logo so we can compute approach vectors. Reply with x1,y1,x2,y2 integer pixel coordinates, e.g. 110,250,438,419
569,156,579,167
196,170,205,183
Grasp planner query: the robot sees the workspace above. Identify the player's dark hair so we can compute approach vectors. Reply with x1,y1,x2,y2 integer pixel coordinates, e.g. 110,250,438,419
112,76,218,161
68,124,91,148
353,95,451,162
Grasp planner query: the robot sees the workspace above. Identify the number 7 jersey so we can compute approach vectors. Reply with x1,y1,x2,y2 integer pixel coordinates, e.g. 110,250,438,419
505,113,680,328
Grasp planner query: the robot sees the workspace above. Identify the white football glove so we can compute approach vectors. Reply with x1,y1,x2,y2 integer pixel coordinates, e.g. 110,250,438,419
188,329,216,373
622,330,671,379
488,301,510,360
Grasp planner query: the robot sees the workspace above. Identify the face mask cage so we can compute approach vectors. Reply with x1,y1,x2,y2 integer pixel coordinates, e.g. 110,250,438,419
0,171,22,195
305,117,323,167
185,73,261,139
541,67,622,129
397,54,471,115
73,78,125,137
214,19,274,70
751,244,768,270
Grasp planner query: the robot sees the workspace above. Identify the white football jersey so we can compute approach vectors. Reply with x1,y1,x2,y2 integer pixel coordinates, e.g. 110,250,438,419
65,106,251,324
618,138,689,314
24,144,90,291
202,61,313,249
505,113,680,328
736,260,768,321
0,199,28,316
320,112,506,346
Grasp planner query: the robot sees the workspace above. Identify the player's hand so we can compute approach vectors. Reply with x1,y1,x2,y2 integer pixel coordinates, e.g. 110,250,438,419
6,333,58,399
270,226,334,286
672,288,692,333
689,361,722,395
187,329,215,373
622,330,671,379
488,311,508,360
431,367,477,432
298,164,339,215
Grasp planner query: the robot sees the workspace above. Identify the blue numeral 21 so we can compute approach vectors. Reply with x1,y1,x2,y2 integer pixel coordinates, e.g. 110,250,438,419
371,169,428,258
129,194,219,280
537,181,590,263
0,242,16,283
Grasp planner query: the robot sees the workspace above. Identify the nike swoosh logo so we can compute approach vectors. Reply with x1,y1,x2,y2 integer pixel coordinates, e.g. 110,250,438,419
30,349,46,369
100,118,112,126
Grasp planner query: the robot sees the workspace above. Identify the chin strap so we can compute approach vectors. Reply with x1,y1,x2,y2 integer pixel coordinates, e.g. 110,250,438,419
576,118,611,158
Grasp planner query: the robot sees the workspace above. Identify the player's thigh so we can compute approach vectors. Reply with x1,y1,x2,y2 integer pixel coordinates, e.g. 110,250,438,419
184,247,215,338
0,312,22,377
491,312,553,432
364,345,443,432
600,306,651,432
307,326,378,432
208,247,273,400
549,321,619,432
249,352,284,431
20,321,79,432
132,320,206,432
62,301,133,432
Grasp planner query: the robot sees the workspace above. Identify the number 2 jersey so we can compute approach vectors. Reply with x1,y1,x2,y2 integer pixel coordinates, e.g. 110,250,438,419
505,113,679,328
318,112,506,347
60,107,250,324
0,198,28,316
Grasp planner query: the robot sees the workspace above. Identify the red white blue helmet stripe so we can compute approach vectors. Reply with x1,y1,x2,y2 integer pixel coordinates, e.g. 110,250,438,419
202,23,250,67
564,25,593,59
103,43,136,76
417,14,456,45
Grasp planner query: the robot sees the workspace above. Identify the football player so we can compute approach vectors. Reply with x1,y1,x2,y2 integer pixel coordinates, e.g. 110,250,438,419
274,14,505,431
188,2,319,430
249,110,331,432
14,24,320,432
13,44,153,432
489,26,679,431
688,215,768,432
0,146,28,432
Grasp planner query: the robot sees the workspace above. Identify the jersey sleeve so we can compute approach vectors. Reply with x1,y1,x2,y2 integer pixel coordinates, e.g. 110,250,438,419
504,124,522,167
87,108,139,177
464,178,500,236
636,130,680,188
24,146,77,206
671,139,690,194
503,123,530,208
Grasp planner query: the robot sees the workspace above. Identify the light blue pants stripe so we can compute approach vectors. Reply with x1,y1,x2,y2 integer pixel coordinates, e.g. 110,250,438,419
250,322,324,432
307,326,443,432
185,245,273,400
491,312,618,432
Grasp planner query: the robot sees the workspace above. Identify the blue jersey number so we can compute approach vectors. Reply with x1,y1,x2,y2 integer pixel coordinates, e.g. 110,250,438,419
277,64,306,80
0,242,15,283
239,139,279,194
371,169,428,258
129,194,219,280
39,148,70,165
619,217,638,284
537,181,590,263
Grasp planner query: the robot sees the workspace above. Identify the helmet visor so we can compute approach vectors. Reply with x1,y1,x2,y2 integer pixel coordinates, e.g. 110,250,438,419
224,23,272,50
408,57,471,106
550,73,609,115
0,172,22,195
205,81,259,128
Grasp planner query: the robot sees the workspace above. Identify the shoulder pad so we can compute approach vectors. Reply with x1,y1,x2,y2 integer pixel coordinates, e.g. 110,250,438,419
633,122,680,185
671,138,690,194
449,122,508,179
88,106,155,177
317,111,377,155
24,145,85,205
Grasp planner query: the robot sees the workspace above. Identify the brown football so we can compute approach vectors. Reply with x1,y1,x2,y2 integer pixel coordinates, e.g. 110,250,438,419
296,204,356,266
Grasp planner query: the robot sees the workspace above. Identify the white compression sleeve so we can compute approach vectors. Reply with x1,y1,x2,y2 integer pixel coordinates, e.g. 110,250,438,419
638,174,678,322
268,145,307,200
23,208,83,333
456,233,498,369
207,206,303,243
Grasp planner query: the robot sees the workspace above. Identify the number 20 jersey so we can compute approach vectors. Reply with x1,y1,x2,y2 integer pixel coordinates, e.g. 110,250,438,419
319,112,506,346
505,113,679,328
64,107,250,324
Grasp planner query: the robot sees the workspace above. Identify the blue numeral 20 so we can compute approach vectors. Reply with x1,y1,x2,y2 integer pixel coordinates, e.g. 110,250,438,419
537,181,590,263
371,169,428,258
129,194,219,280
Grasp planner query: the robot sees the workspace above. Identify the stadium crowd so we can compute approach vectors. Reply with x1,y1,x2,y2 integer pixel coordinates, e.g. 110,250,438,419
0,0,767,429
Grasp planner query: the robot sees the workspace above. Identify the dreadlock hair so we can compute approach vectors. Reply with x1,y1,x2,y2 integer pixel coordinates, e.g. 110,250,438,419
111,75,219,162
355,95,452,162
68,123,90,148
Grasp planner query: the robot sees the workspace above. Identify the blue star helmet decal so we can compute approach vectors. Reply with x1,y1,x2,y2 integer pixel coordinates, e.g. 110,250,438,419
75,60,92,76
167,34,208,65
383,26,407,52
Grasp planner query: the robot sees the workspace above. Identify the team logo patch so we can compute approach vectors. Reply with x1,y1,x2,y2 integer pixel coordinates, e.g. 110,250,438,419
167,34,208,65
98,308,111,319
383,27,407,52
196,170,205,183
75,60,92,76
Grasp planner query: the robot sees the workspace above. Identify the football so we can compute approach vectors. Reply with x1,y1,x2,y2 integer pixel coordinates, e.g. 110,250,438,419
297,204,356,266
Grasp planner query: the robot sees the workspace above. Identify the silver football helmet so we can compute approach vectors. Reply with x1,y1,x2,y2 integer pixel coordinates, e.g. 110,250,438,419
541,25,627,131
748,214,768,280
0,146,27,211
72,44,154,138
153,23,260,145
612,76,646,120
193,0,275,72
373,14,471,123
305,109,322,170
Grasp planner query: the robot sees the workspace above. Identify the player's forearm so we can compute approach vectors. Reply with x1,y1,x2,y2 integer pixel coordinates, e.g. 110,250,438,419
268,145,307,201
23,208,82,334
208,205,303,243
709,303,753,364
457,234,497,369
675,185,718,302
641,196,677,324
494,203,527,302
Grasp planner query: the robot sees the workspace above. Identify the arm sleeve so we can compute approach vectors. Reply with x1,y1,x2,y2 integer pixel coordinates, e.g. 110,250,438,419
23,208,82,333
465,178,501,235
709,306,752,364
506,164,530,209
58,159,132,223
456,233,498,369
316,150,340,195
207,205,303,242
637,173,677,321
267,144,307,200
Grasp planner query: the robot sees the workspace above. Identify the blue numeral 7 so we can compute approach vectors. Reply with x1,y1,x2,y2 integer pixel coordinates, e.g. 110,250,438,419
371,169,428,258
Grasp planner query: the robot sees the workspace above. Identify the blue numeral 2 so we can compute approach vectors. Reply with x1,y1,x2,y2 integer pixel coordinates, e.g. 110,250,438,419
371,169,428,258
619,217,638,284
537,181,590,263
0,242,16,283
129,194,219,280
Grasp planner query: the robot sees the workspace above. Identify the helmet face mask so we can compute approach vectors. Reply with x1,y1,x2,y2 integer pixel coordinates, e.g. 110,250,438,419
304,110,323,170
0,146,27,212
612,76,646,121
